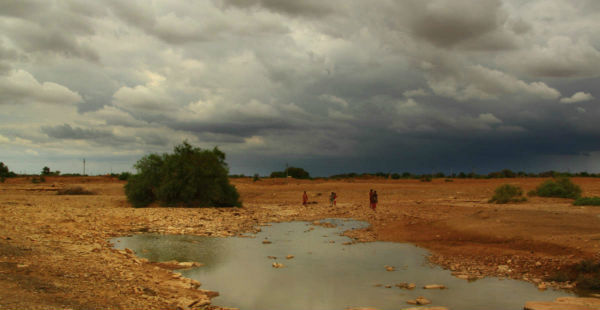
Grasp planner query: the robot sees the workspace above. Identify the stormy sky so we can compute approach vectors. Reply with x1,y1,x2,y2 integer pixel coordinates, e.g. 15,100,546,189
1,0,599,176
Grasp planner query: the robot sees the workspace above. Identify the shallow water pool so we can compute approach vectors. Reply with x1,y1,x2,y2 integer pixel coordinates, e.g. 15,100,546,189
112,219,571,310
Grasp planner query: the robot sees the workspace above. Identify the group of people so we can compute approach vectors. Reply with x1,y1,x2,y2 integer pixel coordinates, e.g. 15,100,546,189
301,190,378,210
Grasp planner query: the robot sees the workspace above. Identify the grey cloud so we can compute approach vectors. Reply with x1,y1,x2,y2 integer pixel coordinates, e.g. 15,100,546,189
42,124,114,140
218,0,336,18
409,0,508,48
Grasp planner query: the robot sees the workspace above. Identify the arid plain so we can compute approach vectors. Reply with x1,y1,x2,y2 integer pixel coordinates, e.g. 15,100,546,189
1,176,600,309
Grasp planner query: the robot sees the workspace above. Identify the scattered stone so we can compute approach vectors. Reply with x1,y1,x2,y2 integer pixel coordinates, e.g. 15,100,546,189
384,265,395,271
395,283,416,289
384,285,392,288
423,284,446,289
374,284,383,287
272,262,284,268
406,296,431,305
125,248,135,254
267,256,277,259
262,240,272,244
535,261,542,267
16,264,29,269
497,265,510,272
286,255,294,259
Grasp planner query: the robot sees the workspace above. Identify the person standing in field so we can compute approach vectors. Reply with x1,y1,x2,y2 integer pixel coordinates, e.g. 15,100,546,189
369,189,374,210
371,190,378,211
302,191,308,205
330,192,337,206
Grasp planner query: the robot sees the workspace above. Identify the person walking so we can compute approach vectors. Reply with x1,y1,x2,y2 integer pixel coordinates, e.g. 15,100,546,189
371,190,378,211
302,191,308,205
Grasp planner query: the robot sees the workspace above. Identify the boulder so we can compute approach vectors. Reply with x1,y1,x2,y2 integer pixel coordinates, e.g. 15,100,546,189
262,240,272,244
272,262,284,268
286,255,294,259
384,265,395,271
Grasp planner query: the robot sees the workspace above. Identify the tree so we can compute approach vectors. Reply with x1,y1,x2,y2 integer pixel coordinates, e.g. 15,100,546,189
42,166,51,175
0,162,10,183
270,166,310,179
125,141,241,208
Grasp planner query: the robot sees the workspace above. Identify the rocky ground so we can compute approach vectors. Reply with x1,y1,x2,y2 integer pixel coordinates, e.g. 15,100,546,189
1,176,600,309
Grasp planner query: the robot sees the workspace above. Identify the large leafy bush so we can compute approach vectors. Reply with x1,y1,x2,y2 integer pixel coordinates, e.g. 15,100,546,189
125,142,241,208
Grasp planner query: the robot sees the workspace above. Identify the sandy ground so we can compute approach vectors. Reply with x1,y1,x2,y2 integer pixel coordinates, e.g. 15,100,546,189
1,176,600,309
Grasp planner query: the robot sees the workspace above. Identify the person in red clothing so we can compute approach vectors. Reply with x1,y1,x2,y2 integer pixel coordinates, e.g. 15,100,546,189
371,190,378,211
369,189,374,210
302,191,308,205
329,192,337,206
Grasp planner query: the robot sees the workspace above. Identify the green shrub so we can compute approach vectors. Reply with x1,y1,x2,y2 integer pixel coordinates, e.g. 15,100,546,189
57,186,94,195
125,142,241,208
574,197,600,206
420,175,432,182
533,177,582,199
118,172,131,181
489,184,526,203
253,173,260,182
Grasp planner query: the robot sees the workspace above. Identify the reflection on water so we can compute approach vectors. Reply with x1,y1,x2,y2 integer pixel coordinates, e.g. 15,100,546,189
113,219,572,310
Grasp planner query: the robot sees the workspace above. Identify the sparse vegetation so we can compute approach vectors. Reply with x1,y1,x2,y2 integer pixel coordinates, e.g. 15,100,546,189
489,184,526,204
253,173,260,182
546,260,600,291
57,186,95,195
573,197,600,206
125,141,241,208
31,176,46,183
531,177,582,199
420,175,432,182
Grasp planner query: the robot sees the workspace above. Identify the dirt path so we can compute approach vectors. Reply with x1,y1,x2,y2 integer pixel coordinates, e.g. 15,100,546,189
1,176,600,309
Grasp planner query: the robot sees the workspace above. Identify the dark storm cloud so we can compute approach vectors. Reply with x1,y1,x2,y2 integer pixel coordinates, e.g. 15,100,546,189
409,0,508,48
2,0,600,175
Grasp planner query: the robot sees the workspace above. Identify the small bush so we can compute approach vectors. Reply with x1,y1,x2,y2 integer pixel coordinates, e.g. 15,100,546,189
533,177,582,199
574,197,600,206
253,173,260,182
420,175,432,182
489,184,526,204
57,186,94,195
444,179,453,182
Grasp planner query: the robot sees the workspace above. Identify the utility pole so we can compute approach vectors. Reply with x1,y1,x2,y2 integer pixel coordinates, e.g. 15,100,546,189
83,158,86,176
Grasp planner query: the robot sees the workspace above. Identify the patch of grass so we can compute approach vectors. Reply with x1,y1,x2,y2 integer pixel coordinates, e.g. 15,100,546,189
488,184,526,204
573,197,600,206
532,177,582,199
57,186,95,195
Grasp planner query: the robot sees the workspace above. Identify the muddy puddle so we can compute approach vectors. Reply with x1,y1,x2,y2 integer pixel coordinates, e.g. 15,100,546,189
113,219,572,310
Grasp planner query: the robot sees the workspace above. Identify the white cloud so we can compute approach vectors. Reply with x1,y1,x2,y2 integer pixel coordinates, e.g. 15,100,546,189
426,65,561,101
0,69,82,105
560,92,594,104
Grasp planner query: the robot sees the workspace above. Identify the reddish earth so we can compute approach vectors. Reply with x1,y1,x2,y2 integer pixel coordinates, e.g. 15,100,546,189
1,176,600,309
